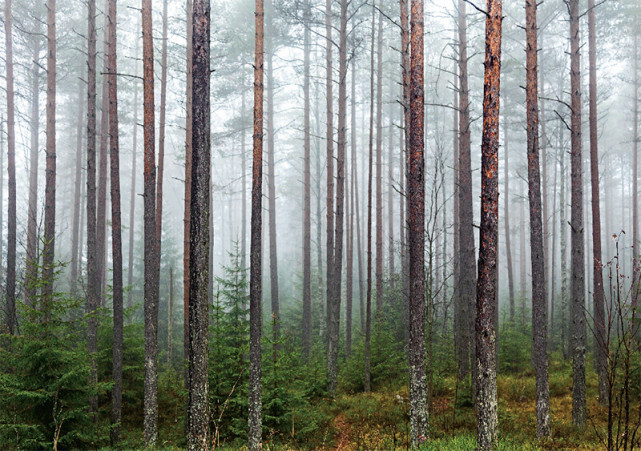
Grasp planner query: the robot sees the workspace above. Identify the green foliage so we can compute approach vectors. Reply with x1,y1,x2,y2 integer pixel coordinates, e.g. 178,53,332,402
0,292,98,449
498,321,533,374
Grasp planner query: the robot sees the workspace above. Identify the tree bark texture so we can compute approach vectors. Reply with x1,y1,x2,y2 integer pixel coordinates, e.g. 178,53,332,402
107,0,124,442
458,0,475,382
142,0,159,444
587,0,608,406
249,0,264,448
375,12,384,312
184,0,193,392
568,0,586,428
4,0,16,335
188,2,212,448
525,0,551,437
475,1,502,449
408,0,429,446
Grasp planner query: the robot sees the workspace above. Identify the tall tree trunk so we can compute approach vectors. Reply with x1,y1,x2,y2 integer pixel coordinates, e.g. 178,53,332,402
106,0,124,442
302,0,312,360
315,81,325,339
184,0,193,392
364,1,376,393
569,0,586,427
43,0,56,312
128,29,140,310
156,0,168,274
327,0,347,397
347,61,359,357
4,0,16,334
525,0,550,437
375,11,384,312
188,2,211,447
25,32,41,305
265,4,280,359
388,103,395,283
97,1,110,304
324,0,335,367
408,0,429,445
504,116,515,322
168,266,174,366
352,63,365,335
633,22,639,304
400,0,410,352
476,1,502,448
457,0,475,383
249,0,264,448
560,124,569,358
71,80,85,294
86,0,99,420
587,0,608,406
520,191,527,322
242,91,247,277
142,0,159,443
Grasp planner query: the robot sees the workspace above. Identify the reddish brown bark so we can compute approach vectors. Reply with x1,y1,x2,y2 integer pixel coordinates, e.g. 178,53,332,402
408,0,428,445
249,0,264,447
475,1,502,448
587,0,608,406
400,0,410,350
525,0,550,437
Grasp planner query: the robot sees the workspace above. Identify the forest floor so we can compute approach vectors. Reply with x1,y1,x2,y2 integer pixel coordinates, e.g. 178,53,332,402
312,357,610,450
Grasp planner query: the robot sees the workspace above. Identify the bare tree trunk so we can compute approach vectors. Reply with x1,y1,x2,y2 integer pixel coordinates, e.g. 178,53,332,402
560,123,569,359
302,0,312,360
504,116,515,322
142,0,159,443
128,29,140,310
315,82,325,339
188,2,211,448
86,0,99,420
265,6,280,358
352,63,365,335
364,1,376,393
156,0,168,273
242,91,247,276
25,31,41,305
375,11,384,312
587,0,608,406
249,0,264,448
327,0,347,396
633,21,639,306
97,1,110,304
184,0,193,392
388,103,395,284
475,1,502,448
400,0,410,353
520,191,526,322
43,0,56,311
324,0,335,366
106,0,123,442
569,0,586,427
525,0,550,437
71,80,85,295
408,0,429,445
457,0,475,382
4,0,16,334
168,266,174,366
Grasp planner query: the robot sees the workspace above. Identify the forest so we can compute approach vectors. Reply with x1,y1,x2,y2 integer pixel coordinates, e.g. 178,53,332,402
0,0,639,449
